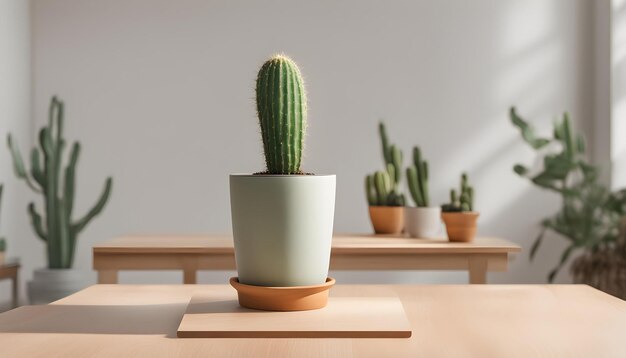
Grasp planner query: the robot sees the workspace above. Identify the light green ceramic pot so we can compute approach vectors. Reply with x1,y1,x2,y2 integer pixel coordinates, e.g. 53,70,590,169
230,174,336,287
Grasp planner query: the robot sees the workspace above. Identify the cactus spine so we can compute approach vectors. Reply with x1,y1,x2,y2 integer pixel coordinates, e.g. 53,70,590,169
7,96,113,269
406,146,429,207
256,55,307,174
442,173,474,212
365,122,405,206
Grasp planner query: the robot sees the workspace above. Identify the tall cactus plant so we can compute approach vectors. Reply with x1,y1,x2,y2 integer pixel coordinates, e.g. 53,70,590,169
406,146,429,207
7,96,113,269
379,122,403,187
256,55,307,174
365,122,405,206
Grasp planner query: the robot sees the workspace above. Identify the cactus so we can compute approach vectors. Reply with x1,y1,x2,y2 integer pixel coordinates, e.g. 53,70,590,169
406,146,429,207
7,96,113,269
442,173,474,212
365,122,405,206
379,123,403,185
256,55,307,174
0,184,4,252
365,169,405,206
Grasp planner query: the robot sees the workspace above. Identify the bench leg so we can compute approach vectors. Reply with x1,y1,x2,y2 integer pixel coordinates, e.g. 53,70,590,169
12,273,18,308
183,269,197,284
98,270,119,284
469,258,488,284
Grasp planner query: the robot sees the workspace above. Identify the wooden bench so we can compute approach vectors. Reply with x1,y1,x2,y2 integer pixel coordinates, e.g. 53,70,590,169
93,234,521,284
0,260,20,308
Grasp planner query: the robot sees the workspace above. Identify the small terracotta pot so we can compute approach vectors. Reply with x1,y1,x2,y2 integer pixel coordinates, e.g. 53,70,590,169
368,206,404,234
441,212,479,242
0,252,4,265
230,277,335,311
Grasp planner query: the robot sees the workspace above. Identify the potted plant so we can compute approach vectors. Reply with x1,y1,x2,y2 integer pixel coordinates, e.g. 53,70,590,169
441,173,478,242
0,184,5,265
365,123,406,234
405,146,440,238
510,107,626,293
229,55,336,311
8,96,113,304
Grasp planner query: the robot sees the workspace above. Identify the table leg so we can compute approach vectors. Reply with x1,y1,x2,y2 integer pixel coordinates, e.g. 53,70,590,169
469,258,488,284
98,270,119,284
12,273,18,308
183,269,197,284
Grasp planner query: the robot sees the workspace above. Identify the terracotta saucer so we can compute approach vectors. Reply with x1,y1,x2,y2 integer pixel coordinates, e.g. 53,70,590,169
229,277,335,311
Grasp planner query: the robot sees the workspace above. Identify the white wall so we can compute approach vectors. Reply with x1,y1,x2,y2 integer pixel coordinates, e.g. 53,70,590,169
612,0,626,189
24,0,597,290
0,0,31,305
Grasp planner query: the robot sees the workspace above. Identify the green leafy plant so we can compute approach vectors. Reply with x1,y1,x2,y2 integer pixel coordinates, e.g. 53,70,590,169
7,96,113,269
256,55,307,174
365,122,405,206
0,184,4,252
510,107,626,282
441,173,474,212
406,146,429,207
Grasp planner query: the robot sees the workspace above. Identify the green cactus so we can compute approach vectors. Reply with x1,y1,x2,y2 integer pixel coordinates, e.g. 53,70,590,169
365,122,405,206
365,169,405,206
256,55,307,174
7,96,113,269
442,172,474,212
406,146,429,207
0,184,4,252
379,123,403,185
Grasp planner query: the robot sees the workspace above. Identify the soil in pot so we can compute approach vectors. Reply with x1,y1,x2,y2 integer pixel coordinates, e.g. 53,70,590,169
442,212,479,242
368,206,404,234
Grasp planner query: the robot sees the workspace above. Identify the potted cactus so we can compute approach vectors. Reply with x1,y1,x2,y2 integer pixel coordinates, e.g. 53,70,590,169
365,123,406,234
441,173,479,242
7,96,113,304
0,184,5,265
229,55,336,310
405,146,441,238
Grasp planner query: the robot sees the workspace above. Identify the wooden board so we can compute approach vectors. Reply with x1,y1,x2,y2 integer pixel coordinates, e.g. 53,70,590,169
177,290,412,338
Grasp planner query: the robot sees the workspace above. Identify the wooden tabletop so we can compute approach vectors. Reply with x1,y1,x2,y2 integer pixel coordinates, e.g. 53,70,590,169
1,284,623,357
93,234,521,254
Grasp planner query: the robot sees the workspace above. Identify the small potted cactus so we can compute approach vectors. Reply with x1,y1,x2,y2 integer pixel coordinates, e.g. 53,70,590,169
229,55,336,310
404,146,441,238
365,123,405,234
441,173,478,242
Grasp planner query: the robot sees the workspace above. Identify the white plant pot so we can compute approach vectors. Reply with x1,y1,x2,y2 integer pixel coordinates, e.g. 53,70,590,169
28,268,88,304
230,174,336,287
404,206,442,238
